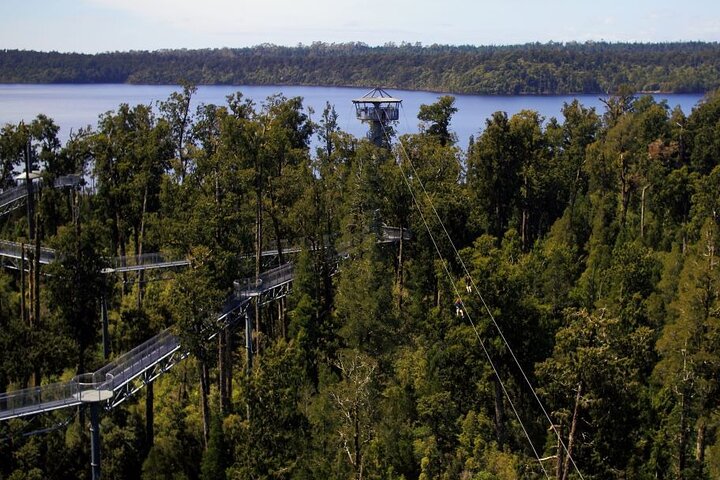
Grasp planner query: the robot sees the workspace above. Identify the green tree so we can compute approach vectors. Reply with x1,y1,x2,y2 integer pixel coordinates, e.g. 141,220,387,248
226,339,309,479
537,309,653,479
327,349,378,480
654,218,720,479
200,414,228,480
467,111,519,240
45,222,106,375
417,95,458,147
171,254,224,447
158,82,197,182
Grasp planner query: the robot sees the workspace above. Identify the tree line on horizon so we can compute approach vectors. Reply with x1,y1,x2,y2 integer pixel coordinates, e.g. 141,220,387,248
1,41,720,94
0,85,719,479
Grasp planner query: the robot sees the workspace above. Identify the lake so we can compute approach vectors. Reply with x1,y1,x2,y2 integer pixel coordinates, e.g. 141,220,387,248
0,84,705,151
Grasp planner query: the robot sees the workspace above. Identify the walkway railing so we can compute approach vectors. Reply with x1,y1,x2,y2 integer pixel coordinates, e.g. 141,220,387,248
0,240,57,264
0,372,114,421
234,262,295,297
107,253,191,273
0,176,81,218
95,330,181,387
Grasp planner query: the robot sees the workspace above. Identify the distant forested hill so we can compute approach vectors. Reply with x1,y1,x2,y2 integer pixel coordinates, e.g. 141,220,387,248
2,42,719,94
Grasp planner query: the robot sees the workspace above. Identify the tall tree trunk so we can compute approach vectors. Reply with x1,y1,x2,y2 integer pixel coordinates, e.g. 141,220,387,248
117,211,128,295
20,244,26,324
640,184,651,238
146,381,154,450
492,375,506,446
696,419,706,477
555,424,564,480
562,382,582,480
354,407,363,480
397,226,404,315
25,140,35,333
270,198,285,267
619,153,630,227
32,213,41,387
136,184,148,309
255,187,262,359
678,386,688,480
521,173,529,250
218,330,232,414
199,358,211,448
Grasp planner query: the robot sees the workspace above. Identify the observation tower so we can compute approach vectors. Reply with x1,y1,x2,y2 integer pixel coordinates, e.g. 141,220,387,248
352,87,402,147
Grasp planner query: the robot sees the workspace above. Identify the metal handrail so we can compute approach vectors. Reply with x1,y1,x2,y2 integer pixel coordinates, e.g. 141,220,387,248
234,262,295,297
0,183,35,208
0,372,115,420
0,240,58,264
110,252,189,270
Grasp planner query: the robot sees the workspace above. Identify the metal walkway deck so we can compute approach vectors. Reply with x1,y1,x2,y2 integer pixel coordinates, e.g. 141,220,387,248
0,260,295,420
0,242,191,274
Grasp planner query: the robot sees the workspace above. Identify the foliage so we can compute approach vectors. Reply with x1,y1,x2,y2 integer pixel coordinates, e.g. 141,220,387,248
3,42,720,94
1,86,720,480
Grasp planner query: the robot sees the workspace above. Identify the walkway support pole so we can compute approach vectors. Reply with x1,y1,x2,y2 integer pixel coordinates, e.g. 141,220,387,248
245,307,254,374
89,402,101,480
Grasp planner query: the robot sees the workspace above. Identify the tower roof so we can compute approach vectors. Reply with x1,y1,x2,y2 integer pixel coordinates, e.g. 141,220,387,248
352,87,402,105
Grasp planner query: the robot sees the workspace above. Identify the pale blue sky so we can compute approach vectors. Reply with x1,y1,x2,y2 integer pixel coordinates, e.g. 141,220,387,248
2,0,718,53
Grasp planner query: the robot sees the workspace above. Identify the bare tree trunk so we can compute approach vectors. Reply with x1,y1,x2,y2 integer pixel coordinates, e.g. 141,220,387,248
146,381,154,449
696,419,706,477
555,424,564,480
354,408,363,480
640,184,651,239
136,184,148,309
225,329,233,409
20,244,25,323
678,387,688,480
619,153,630,227
199,358,211,448
270,200,284,267
521,174,528,250
117,211,128,295
218,330,232,414
278,299,285,339
255,187,262,359
562,382,582,480
493,376,506,446
397,226,404,315
24,141,34,329
33,213,41,387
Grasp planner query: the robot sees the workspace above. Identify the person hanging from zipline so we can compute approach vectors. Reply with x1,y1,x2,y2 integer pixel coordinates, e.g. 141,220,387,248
464,275,472,293
454,298,464,318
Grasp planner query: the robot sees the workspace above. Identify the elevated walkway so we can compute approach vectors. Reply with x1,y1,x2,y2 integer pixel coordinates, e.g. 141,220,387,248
0,240,57,269
0,259,296,420
0,183,36,218
0,175,82,219
102,253,191,273
0,242,191,274
0,226,410,421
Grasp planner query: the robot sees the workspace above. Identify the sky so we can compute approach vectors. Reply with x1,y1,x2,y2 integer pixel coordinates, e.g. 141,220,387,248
1,0,719,53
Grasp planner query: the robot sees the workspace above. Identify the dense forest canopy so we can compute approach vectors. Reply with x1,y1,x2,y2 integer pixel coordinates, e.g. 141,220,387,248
2,41,720,94
0,85,719,479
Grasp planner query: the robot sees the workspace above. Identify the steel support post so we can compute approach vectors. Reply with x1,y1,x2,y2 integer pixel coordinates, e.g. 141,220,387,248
245,308,254,374
89,403,101,480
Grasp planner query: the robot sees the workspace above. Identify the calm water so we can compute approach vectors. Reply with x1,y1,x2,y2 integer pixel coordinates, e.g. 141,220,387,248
0,84,705,151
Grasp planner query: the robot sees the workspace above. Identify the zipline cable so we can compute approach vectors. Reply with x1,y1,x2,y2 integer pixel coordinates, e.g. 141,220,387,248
377,112,551,479
398,106,585,480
